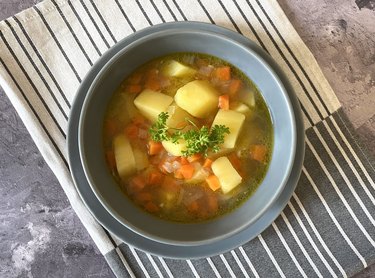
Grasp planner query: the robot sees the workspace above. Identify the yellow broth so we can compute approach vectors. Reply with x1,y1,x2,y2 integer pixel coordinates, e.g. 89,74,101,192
103,53,273,222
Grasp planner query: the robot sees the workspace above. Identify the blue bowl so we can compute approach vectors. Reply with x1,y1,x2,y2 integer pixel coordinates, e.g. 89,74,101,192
78,24,296,246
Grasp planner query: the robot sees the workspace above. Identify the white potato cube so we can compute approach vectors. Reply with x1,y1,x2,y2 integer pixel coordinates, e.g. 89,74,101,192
134,89,173,122
162,60,197,77
211,156,242,194
166,103,193,129
239,89,255,107
113,134,136,180
211,109,245,148
230,102,251,115
175,80,218,118
162,139,187,156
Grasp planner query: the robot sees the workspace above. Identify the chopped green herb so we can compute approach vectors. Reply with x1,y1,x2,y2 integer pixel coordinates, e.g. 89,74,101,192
149,112,230,156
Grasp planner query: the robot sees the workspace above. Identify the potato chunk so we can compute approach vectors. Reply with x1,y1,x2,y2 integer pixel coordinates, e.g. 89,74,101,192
162,139,187,156
166,103,194,129
211,109,245,148
211,156,242,194
175,80,218,118
230,102,251,116
162,60,196,77
113,134,136,180
134,89,173,122
239,89,255,107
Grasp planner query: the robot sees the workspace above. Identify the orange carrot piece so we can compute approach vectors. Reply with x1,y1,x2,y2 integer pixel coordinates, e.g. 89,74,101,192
136,192,153,202
207,193,219,213
105,150,116,170
126,84,142,94
206,175,221,191
148,141,164,155
176,164,195,179
144,201,160,213
187,153,202,163
174,170,184,179
132,115,147,127
228,79,242,97
203,158,213,168
129,176,146,193
187,201,199,213
214,66,231,81
218,94,230,110
228,153,242,172
179,156,189,165
128,72,143,84
145,69,161,91
250,145,267,163
125,124,139,139
148,170,163,185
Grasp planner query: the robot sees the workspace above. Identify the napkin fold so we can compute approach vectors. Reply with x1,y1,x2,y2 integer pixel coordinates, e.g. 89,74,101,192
1,0,374,277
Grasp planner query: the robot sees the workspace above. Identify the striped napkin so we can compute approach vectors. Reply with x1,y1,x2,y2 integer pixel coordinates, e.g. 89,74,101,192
1,0,374,277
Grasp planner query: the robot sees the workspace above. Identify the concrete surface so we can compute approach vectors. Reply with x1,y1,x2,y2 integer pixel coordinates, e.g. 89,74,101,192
0,0,374,277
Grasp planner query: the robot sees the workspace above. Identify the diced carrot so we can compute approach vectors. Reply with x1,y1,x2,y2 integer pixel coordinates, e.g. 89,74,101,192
203,158,213,168
129,175,146,193
144,201,160,213
132,115,147,127
207,193,219,213
125,124,139,139
228,153,242,172
104,119,117,137
148,141,164,155
105,150,116,170
145,69,161,91
135,192,153,202
214,66,231,81
206,175,221,191
179,156,189,165
128,72,143,85
187,201,199,213
148,170,163,185
250,144,267,163
187,153,202,163
228,79,242,97
126,84,142,94
176,164,195,179
174,170,184,179
218,94,230,110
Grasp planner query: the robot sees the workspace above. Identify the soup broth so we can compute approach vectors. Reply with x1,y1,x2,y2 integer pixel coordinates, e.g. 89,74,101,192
103,53,273,222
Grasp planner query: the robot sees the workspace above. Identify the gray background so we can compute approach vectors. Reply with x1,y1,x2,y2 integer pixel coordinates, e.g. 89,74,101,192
1,0,374,277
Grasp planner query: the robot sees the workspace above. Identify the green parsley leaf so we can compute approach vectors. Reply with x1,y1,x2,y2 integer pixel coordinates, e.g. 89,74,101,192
149,112,169,142
149,112,230,157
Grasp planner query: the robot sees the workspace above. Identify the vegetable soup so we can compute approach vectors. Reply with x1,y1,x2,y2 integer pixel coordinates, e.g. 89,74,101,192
103,53,273,222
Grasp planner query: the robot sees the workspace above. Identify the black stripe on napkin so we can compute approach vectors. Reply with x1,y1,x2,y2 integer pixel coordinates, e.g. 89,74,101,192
67,0,102,56
78,0,111,49
33,6,82,83
0,58,68,169
0,31,67,138
88,0,117,44
51,0,93,66
4,19,69,121
11,16,71,110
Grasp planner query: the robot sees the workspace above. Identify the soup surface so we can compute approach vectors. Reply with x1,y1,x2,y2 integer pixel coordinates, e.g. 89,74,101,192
103,53,273,222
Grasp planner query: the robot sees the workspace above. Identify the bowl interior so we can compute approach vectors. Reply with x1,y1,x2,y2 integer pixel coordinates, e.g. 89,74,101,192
79,29,296,246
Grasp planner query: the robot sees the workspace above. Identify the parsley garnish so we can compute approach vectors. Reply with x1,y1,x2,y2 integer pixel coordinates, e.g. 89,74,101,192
149,112,230,156
149,112,169,142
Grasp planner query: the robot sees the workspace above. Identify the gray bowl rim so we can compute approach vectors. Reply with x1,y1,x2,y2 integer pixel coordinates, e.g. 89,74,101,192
78,24,296,246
